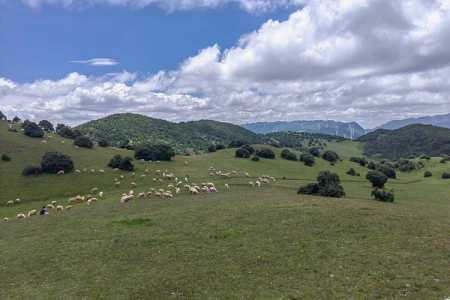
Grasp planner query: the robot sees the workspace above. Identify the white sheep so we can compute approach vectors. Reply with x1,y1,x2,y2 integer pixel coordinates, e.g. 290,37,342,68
65,205,73,210
138,192,146,199
15,198,21,204
56,205,64,212
16,213,26,219
130,182,137,187
57,170,65,175
6,200,14,206
98,191,104,198
46,204,55,209
75,169,81,173
225,184,230,190
120,194,134,203
3,217,9,222
51,200,57,206
27,210,37,217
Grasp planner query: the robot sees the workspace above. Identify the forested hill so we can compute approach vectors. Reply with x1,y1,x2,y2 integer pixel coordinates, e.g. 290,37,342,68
75,113,261,152
358,124,450,159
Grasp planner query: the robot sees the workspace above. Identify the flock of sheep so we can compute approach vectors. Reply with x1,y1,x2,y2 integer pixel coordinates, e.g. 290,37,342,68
2,163,276,223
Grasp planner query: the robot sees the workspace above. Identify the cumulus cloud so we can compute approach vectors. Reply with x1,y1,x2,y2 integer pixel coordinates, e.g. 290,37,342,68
70,58,119,66
3,0,450,128
21,0,304,12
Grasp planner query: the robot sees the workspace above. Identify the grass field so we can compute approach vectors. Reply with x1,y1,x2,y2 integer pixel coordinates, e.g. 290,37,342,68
0,120,449,299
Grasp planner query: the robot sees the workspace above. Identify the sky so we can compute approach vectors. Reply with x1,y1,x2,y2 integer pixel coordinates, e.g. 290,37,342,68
1,0,450,128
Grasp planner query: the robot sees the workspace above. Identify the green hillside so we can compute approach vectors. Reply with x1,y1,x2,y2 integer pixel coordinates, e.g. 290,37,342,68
1,120,449,299
359,124,450,159
76,113,261,152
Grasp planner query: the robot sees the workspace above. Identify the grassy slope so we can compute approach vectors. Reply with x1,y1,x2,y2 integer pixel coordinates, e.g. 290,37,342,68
0,120,449,299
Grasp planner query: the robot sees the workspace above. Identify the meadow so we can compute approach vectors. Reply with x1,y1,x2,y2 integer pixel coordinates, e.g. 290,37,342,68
0,120,449,299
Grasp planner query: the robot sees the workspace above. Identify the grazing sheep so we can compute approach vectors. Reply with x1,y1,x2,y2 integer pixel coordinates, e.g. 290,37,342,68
138,192,146,199
146,191,152,197
16,213,26,219
41,140,48,144
190,187,199,195
99,169,105,173
65,205,73,210
27,210,37,217
98,191,104,198
184,161,189,165
51,200,57,206
140,174,146,178
175,187,181,194
15,198,21,204
6,200,14,207
91,187,98,193
120,194,134,203
162,192,173,199
120,175,124,179
115,181,121,187
208,186,218,193
46,204,55,209
75,169,81,173
56,205,64,212
57,170,65,175
225,184,230,190
129,190,135,196
3,217,9,222
68,195,84,204
245,172,250,178
255,180,261,188
249,181,254,187
130,182,137,187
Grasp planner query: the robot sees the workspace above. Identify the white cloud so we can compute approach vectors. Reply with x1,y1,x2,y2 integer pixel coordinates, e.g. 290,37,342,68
3,0,450,128
70,58,119,66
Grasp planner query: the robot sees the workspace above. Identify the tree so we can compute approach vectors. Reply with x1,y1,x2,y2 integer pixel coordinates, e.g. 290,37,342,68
366,170,388,188
74,136,94,149
298,171,345,198
297,183,319,195
12,116,21,123
119,157,134,171
350,157,367,166
24,122,44,138
322,150,339,163
1,154,11,162
228,140,247,148
134,144,175,161
56,124,76,139
280,149,297,161
300,153,315,166
98,139,109,147
40,152,74,174
241,144,255,154
38,120,54,132
308,147,321,157
235,147,251,158
208,144,217,153
442,172,450,179
0,111,6,121
424,171,432,177
346,168,357,176
216,144,225,150
371,189,394,202
255,148,275,159
376,164,396,179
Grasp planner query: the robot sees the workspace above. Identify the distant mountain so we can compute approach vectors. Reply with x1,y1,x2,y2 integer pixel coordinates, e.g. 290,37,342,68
76,113,261,152
242,120,366,139
358,124,450,159
379,113,450,130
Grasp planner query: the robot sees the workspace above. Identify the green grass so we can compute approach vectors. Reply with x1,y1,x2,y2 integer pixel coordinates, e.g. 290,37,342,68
0,120,449,299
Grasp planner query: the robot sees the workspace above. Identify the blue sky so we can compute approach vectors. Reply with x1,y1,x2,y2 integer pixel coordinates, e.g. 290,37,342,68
1,1,293,82
1,0,450,128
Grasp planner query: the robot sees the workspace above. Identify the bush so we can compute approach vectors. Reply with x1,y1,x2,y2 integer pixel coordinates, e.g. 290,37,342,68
74,136,94,149
40,152,74,174
297,183,319,195
108,155,134,171
12,116,21,123
366,170,388,188
299,153,315,166
119,157,134,171
22,165,42,176
134,144,175,161
251,156,260,162
322,150,339,163
228,140,247,148
350,157,367,166
23,122,44,138
56,124,76,139
424,171,432,177
280,149,297,161
38,120,54,132
371,189,395,202
346,168,357,176
1,154,11,162
241,144,255,154
255,148,275,159
368,161,376,170
235,147,251,158
420,155,431,160
0,110,6,121
297,171,345,198
396,159,417,172
308,147,321,157
442,172,450,179
98,139,109,147
215,144,225,150
376,164,396,179
207,144,217,153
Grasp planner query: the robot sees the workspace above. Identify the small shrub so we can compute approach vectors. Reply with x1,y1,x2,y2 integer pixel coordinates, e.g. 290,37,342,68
38,120,54,132
255,148,275,159
366,170,388,188
134,144,175,161
235,147,251,158
376,164,396,179
215,144,225,150
98,139,109,147
396,159,418,172
280,149,297,161
322,150,339,163
228,140,247,148
442,172,450,179
108,155,123,169
74,136,94,149
367,161,376,170
371,189,395,202
299,153,315,166
56,124,76,139
308,147,321,157
40,152,74,174
424,171,432,177
207,144,217,153
241,144,255,154
119,157,134,172
251,156,260,162
297,183,319,195
23,122,44,138
1,154,11,162
22,165,42,176
346,168,357,176
350,157,368,166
